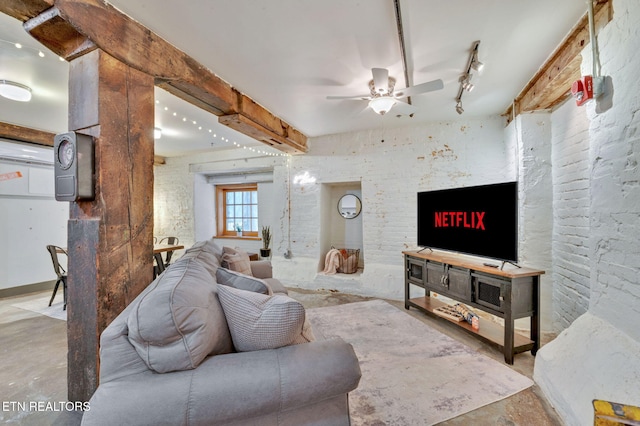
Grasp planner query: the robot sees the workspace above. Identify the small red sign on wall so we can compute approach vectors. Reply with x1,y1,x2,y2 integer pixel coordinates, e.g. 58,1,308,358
0,171,23,182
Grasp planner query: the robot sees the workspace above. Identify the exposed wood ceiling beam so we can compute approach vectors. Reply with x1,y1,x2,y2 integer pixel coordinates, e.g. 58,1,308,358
0,120,167,164
1,0,307,154
503,0,612,125
0,120,56,146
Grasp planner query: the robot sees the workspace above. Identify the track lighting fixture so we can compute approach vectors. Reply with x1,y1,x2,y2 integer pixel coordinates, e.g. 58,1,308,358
471,52,484,72
459,74,474,92
454,40,482,115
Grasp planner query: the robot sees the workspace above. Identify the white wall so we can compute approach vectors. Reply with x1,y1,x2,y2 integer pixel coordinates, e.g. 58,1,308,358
0,155,68,290
271,117,512,299
504,112,554,331
550,100,591,330
534,0,640,424
154,117,515,301
155,149,287,256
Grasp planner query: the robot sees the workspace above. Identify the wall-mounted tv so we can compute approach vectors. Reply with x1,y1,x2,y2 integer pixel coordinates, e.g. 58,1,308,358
417,181,518,262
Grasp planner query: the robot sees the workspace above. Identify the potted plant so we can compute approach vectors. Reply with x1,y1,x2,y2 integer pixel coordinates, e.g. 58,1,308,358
235,224,242,237
260,226,271,258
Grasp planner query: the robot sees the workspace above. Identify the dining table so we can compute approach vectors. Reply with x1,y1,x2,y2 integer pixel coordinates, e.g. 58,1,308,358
153,243,185,275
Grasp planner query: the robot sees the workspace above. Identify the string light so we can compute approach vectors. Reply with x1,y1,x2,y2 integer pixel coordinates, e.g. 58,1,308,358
154,98,289,157
2,36,289,157
0,38,64,63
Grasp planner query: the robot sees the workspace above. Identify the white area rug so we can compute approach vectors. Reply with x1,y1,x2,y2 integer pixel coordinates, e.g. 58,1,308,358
11,294,66,321
306,300,533,425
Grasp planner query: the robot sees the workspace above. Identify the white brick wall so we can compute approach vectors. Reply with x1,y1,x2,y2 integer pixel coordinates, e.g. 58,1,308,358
512,112,554,331
586,0,640,341
272,118,512,299
154,117,528,303
535,0,640,424
550,100,591,331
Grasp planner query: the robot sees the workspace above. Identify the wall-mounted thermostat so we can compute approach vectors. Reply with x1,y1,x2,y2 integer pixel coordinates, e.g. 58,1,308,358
54,132,95,201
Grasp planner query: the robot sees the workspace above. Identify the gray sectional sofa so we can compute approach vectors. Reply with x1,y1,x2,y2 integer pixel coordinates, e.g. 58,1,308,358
81,239,361,425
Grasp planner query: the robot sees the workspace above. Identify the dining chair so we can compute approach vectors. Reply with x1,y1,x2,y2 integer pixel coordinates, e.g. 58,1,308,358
158,236,180,268
46,245,68,310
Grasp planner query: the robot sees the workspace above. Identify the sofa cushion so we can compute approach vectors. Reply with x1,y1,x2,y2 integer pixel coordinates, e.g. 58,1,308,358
216,267,272,295
221,246,253,276
263,277,288,295
217,285,315,352
127,258,233,373
178,239,223,279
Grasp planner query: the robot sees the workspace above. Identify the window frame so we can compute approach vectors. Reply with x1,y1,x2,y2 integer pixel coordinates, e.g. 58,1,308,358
216,183,259,238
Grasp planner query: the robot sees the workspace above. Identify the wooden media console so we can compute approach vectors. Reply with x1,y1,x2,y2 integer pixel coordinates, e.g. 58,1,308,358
403,250,544,364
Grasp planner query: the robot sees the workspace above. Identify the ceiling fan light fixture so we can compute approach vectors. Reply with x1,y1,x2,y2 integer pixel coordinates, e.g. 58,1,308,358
369,96,396,115
0,80,32,102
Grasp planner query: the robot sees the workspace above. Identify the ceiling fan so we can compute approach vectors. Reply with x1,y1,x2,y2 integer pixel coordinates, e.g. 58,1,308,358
327,68,444,116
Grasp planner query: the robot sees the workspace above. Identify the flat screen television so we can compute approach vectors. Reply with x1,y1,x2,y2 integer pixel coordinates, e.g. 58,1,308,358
417,181,518,262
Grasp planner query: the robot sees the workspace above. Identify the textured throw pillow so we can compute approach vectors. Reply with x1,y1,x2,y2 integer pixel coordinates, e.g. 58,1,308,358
127,259,234,373
216,267,272,295
217,285,315,352
221,247,253,276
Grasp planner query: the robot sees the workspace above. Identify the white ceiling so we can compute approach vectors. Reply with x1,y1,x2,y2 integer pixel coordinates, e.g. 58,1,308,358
0,1,588,157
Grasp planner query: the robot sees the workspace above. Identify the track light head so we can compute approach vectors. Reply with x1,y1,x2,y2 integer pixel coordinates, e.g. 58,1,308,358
471,59,484,72
459,74,474,92
471,51,484,72
455,101,464,115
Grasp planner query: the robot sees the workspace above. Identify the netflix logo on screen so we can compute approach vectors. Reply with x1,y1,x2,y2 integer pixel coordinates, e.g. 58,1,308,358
434,211,485,230
417,182,518,262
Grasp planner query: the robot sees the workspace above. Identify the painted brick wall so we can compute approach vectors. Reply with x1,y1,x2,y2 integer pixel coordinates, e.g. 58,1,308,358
586,0,640,341
154,118,519,301
272,118,512,299
153,157,194,251
534,1,640,424
514,112,554,331
154,150,287,258
550,100,591,331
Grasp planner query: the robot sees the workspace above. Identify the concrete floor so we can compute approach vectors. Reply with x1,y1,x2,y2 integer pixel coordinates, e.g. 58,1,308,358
0,287,562,425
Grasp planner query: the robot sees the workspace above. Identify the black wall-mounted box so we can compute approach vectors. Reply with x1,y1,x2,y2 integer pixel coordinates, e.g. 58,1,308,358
54,132,95,202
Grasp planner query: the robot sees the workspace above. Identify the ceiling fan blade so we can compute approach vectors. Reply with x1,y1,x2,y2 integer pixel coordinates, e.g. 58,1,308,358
391,101,417,116
394,79,444,98
371,68,389,94
326,94,372,100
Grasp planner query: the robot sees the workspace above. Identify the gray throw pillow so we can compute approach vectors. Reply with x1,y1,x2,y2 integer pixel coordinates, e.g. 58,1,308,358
216,267,272,295
127,259,233,373
217,285,315,352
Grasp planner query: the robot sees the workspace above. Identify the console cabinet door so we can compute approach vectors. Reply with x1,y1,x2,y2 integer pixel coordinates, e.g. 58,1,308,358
406,256,426,286
426,262,471,301
426,261,445,289
472,273,508,313
446,266,471,301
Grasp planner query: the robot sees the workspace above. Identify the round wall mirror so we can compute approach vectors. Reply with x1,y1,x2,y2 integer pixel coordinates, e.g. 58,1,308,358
338,194,362,219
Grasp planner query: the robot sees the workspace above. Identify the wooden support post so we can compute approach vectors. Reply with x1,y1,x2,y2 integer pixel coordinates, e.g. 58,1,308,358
66,49,155,402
